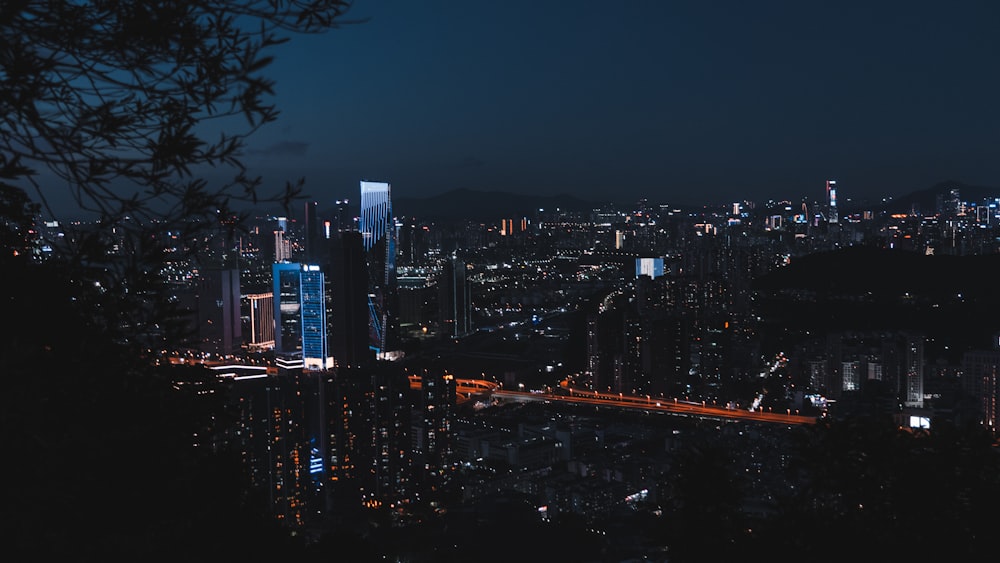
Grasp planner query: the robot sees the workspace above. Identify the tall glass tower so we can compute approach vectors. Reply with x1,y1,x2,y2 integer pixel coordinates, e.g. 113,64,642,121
273,261,331,369
359,180,398,358
273,261,303,355
300,264,331,370
826,180,838,225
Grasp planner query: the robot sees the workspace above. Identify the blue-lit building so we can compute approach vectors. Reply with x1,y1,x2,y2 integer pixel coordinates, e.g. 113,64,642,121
273,261,331,370
635,257,665,279
273,261,303,355
359,180,399,359
300,264,332,370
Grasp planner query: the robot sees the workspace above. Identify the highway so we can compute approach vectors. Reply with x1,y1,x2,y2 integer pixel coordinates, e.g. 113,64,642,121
408,376,817,426
190,357,815,426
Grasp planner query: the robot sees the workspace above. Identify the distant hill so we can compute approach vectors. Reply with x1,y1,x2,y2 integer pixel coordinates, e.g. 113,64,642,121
394,188,610,221
881,180,999,215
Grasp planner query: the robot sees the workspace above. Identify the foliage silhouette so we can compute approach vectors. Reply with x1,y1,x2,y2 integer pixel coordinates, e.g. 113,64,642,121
2,1,354,557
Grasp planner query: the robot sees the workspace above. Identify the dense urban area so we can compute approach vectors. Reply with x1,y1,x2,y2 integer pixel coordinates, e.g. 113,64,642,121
6,1,1000,561
11,180,1000,561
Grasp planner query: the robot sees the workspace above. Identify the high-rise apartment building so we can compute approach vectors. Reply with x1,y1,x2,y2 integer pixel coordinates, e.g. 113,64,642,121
414,368,456,507
360,365,411,508
903,335,925,408
962,349,1000,431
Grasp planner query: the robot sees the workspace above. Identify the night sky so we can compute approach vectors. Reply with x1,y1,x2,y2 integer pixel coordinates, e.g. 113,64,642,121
229,1,1000,207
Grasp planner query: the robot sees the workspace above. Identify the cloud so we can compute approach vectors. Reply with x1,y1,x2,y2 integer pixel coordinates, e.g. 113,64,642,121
248,141,309,157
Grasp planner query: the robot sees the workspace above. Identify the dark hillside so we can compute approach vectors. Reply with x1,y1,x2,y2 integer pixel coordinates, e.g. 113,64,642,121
752,246,1000,359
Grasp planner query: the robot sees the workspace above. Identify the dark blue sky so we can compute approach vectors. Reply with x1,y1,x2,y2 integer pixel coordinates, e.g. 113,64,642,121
242,0,1000,207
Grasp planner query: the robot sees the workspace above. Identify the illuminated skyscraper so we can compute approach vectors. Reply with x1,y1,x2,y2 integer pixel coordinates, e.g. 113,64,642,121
273,261,331,370
273,262,303,355
360,180,391,254
246,292,275,351
359,180,399,358
300,264,332,371
826,180,839,225
275,216,292,262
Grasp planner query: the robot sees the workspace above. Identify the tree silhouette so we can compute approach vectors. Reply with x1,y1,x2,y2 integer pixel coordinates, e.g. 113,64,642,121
758,417,1000,561
2,0,353,222
2,1,357,346
2,1,354,557
662,431,750,562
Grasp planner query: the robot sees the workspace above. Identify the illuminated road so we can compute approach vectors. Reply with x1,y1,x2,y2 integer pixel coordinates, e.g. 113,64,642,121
492,388,816,425
408,376,816,425
188,357,814,426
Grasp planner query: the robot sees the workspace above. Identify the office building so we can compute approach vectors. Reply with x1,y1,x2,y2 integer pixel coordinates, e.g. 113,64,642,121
438,256,471,338
246,292,275,351
359,180,399,358
826,180,839,225
192,267,242,356
329,230,372,368
301,264,332,371
272,261,332,370
273,261,304,355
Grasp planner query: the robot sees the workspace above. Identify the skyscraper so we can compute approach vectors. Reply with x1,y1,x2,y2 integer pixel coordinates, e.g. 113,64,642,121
359,180,399,358
273,261,332,370
438,256,471,338
193,267,242,356
274,216,292,263
303,201,323,264
330,199,354,234
273,261,303,355
903,334,925,408
300,264,332,371
826,180,839,225
246,292,275,351
415,368,456,507
362,364,411,508
962,348,1000,431
329,231,374,369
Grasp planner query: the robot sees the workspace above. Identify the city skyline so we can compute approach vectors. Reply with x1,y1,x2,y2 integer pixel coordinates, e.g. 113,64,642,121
7,3,1000,559
230,0,1000,209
